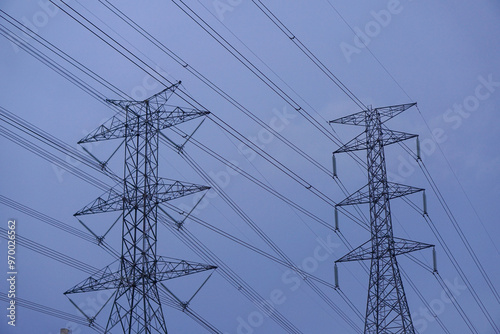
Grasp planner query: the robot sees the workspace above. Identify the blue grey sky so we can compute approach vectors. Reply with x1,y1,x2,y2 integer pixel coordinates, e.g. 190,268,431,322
1,0,499,333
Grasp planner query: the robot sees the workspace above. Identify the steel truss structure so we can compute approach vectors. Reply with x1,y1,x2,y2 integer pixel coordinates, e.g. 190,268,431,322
330,103,433,334
66,82,215,334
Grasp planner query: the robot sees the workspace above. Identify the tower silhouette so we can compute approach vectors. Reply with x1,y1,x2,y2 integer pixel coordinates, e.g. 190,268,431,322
331,103,433,333
65,82,215,333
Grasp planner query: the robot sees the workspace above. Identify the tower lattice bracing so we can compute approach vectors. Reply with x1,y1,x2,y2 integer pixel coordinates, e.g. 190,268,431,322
66,82,215,334
330,103,433,334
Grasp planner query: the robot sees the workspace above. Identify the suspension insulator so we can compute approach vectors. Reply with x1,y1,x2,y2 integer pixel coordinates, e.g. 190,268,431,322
433,247,438,273
423,191,428,216
332,153,337,178
416,136,421,160
335,207,339,231
334,263,339,289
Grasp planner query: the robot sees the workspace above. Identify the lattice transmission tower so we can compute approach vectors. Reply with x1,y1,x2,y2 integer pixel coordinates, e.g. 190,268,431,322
330,103,433,334
65,82,216,333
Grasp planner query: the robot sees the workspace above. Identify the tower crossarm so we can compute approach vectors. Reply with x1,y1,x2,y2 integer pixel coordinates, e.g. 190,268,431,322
329,110,368,126
386,182,424,200
157,178,210,204
336,237,433,263
79,82,208,144
65,258,216,294
74,179,209,216
78,107,209,144
329,103,416,126
78,114,129,144
334,129,417,154
155,257,217,281
336,182,424,207
156,107,209,129
380,129,417,148
64,263,121,294
74,185,123,216
108,82,181,108
373,103,417,123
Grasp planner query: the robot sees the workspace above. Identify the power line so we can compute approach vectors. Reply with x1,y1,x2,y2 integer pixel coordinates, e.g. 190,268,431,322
1,99,364,332
0,194,119,258
170,0,359,148
399,189,498,331
0,293,105,332
3,1,496,332
397,139,500,307
331,103,433,333
325,2,500,310
159,212,305,334
248,0,367,110
180,151,363,332
63,84,216,334
2,2,370,235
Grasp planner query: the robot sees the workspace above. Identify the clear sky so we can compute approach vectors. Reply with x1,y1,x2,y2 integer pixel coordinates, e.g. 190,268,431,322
1,0,499,333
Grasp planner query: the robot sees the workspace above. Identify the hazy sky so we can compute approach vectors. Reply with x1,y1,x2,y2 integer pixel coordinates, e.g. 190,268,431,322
1,0,499,333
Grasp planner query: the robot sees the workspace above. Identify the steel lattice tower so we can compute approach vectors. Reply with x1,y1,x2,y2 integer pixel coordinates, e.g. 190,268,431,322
65,82,216,334
330,103,433,334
